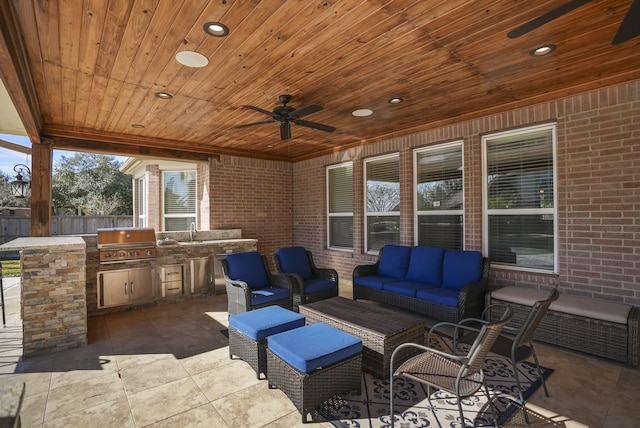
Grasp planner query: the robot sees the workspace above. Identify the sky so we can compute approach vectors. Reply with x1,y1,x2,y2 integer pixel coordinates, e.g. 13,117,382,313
0,133,127,177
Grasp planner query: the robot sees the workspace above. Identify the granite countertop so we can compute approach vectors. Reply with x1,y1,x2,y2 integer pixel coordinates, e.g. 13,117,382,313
0,236,86,251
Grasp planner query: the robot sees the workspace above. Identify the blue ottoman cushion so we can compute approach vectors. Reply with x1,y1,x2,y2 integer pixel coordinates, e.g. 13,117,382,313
228,306,305,341
268,322,362,373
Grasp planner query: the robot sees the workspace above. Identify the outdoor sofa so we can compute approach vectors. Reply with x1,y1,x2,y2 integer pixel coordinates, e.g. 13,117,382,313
353,244,490,323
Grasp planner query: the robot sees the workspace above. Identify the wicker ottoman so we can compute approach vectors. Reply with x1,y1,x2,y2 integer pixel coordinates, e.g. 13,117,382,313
267,322,363,423
228,305,305,379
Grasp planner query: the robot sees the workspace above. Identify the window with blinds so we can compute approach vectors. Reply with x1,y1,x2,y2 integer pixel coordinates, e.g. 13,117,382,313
483,124,557,272
137,177,146,228
365,154,400,253
163,171,196,231
414,141,463,249
327,162,353,250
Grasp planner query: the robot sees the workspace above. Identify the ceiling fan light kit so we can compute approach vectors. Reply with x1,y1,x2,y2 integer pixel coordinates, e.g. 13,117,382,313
235,94,336,140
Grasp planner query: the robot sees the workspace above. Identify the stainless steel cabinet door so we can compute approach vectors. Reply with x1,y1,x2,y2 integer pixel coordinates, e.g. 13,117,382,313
99,270,130,307
128,267,154,302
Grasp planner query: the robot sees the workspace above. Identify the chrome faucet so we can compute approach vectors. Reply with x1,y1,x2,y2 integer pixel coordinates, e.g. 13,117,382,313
190,222,197,241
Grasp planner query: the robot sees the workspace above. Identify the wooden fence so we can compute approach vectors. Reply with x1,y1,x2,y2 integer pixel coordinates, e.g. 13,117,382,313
0,215,133,245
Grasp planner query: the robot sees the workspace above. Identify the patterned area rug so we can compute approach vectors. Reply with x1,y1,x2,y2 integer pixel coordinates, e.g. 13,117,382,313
316,337,553,428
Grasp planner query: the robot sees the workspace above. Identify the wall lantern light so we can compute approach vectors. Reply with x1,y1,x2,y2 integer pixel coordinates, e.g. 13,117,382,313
10,163,31,198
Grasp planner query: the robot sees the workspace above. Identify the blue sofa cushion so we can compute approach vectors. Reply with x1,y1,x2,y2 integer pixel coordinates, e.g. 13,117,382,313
415,288,459,307
229,305,305,341
383,281,439,297
304,278,336,294
268,322,362,373
250,287,290,306
355,275,397,290
378,245,411,280
226,251,269,290
442,250,484,290
276,246,313,279
405,246,445,285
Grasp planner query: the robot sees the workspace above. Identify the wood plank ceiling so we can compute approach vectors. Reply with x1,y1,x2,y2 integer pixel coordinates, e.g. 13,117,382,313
2,0,640,162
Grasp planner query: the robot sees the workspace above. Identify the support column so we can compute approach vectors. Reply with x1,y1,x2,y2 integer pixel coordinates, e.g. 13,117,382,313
30,140,53,237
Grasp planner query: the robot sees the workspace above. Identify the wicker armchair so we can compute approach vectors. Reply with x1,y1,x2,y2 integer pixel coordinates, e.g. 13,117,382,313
273,246,338,310
221,251,294,316
389,304,513,428
461,288,559,423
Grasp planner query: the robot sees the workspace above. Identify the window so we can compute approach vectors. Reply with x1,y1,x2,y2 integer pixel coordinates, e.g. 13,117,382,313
414,142,463,249
327,162,353,250
483,124,557,272
163,171,196,231
365,154,400,253
136,177,146,227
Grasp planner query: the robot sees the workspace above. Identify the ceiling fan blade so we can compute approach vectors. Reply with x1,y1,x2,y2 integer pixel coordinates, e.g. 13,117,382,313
242,105,275,117
507,0,592,39
290,104,323,119
280,121,291,140
294,119,336,133
612,0,640,45
234,120,275,129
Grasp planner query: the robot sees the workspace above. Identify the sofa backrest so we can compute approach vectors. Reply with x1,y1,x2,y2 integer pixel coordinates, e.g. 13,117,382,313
378,245,411,279
405,246,445,286
275,246,312,279
442,250,484,290
226,251,269,289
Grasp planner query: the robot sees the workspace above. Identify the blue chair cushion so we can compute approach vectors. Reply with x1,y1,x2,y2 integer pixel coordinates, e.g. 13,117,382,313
442,250,484,290
276,246,313,279
405,246,445,285
383,281,439,297
415,288,459,307
378,245,411,280
354,275,397,290
303,278,336,295
250,287,290,306
268,322,362,373
226,251,269,290
228,306,305,341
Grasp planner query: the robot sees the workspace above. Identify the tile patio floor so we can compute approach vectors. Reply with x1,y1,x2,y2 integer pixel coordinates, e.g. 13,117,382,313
1,277,639,427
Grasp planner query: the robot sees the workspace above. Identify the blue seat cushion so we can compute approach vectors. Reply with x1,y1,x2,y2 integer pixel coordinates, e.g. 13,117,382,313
303,278,336,294
415,288,459,307
250,287,290,306
383,281,439,297
226,251,269,290
228,306,305,341
405,246,445,285
378,245,411,280
276,247,313,279
442,250,484,290
354,275,398,290
268,322,362,373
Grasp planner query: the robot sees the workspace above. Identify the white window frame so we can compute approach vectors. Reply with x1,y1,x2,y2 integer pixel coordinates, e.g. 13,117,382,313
482,123,558,274
162,170,197,231
326,162,354,251
137,176,146,228
364,153,400,254
413,140,464,249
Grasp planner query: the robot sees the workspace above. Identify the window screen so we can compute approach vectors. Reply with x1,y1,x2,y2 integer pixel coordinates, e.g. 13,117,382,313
365,154,400,252
327,162,353,250
163,171,196,231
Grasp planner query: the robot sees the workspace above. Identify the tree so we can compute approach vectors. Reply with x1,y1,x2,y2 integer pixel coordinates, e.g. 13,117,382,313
52,153,132,215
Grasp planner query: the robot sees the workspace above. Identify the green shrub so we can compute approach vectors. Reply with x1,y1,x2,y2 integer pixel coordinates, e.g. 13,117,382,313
1,260,21,277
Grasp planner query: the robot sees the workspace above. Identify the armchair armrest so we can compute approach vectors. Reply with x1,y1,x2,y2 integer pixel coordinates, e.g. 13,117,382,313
307,251,338,283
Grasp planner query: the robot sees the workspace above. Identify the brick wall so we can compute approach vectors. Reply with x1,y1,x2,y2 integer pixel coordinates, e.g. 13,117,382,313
209,155,293,267
291,81,640,306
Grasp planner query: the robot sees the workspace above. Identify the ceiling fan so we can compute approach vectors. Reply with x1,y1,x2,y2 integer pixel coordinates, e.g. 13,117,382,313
507,0,640,45
235,94,336,140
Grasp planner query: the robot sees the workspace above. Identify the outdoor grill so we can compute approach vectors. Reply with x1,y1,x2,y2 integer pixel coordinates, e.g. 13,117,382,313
97,227,157,264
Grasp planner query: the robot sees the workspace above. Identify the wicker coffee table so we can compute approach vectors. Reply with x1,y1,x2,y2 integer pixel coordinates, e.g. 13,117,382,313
299,296,425,379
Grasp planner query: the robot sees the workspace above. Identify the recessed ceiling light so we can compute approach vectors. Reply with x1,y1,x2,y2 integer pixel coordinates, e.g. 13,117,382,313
388,97,403,104
203,22,229,37
154,92,173,100
131,123,145,129
352,108,373,117
175,50,209,68
530,44,556,57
